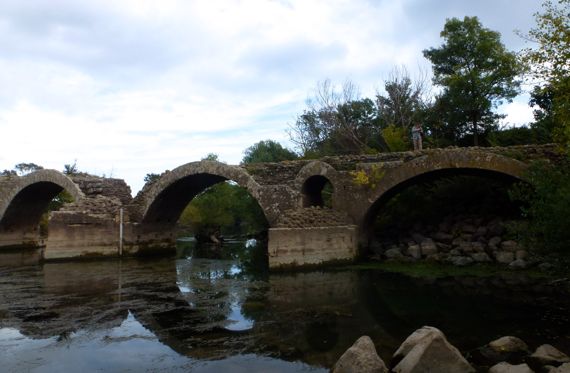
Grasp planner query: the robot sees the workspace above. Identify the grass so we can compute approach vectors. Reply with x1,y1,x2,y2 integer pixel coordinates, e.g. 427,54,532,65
341,260,551,279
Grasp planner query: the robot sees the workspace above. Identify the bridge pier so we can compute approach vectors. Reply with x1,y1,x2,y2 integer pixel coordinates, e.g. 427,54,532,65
268,225,358,268
0,225,44,249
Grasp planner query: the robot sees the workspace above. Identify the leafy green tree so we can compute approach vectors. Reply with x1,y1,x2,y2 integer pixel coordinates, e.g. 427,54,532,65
242,140,297,164
178,181,267,238
522,0,570,150
423,16,522,146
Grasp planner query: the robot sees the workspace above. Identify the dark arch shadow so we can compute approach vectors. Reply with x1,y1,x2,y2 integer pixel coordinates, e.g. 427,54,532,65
361,167,523,243
301,175,334,208
143,173,228,224
1,171,82,249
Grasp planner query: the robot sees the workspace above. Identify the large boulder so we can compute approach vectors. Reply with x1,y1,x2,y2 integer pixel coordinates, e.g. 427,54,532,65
406,245,422,259
509,259,528,269
332,336,388,373
547,362,570,372
496,251,515,264
432,232,453,244
450,256,474,266
471,252,492,262
501,240,519,252
488,336,529,354
420,239,438,257
472,336,529,366
392,326,474,373
527,344,570,370
489,362,534,373
385,248,404,259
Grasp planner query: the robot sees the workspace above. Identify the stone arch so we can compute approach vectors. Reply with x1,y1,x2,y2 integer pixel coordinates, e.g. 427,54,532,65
137,161,266,224
294,161,339,208
358,150,527,237
0,169,84,229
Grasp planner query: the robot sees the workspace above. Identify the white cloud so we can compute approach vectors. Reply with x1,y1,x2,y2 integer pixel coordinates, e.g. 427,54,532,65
0,0,542,194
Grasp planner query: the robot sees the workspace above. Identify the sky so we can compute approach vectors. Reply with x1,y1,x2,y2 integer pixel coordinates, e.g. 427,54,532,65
0,0,544,194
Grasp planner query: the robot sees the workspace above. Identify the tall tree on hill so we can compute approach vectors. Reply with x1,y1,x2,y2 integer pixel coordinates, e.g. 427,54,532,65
423,16,522,146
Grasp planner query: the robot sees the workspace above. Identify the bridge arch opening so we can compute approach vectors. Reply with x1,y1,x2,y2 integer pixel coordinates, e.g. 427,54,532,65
301,175,334,208
361,168,524,257
140,164,269,267
0,174,81,249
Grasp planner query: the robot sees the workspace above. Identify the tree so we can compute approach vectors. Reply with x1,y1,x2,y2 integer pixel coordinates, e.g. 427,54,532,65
376,66,431,130
242,140,298,164
529,85,557,143
202,153,220,162
423,16,522,146
178,181,267,238
288,79,388,156
509,159,570,257
63,160,79,175
14,163,43,175
144,173,160,183
522,0,570,150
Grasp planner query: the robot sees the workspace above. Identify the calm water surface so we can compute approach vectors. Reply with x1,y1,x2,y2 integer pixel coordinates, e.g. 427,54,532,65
0,239,569,372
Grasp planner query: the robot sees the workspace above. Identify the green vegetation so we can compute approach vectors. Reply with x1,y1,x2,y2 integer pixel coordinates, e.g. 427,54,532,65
144,173,160,183
423,16,522,146
178,181,267,238
242,140,298,164
509,159,570,257
521,0,570,151
346,261,550,279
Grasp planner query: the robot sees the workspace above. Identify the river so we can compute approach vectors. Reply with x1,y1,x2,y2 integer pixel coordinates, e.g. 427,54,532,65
0,238,569,372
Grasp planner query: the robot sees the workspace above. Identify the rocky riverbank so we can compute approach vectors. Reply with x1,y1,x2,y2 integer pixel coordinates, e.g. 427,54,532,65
370,213,555,270
333,327,570,373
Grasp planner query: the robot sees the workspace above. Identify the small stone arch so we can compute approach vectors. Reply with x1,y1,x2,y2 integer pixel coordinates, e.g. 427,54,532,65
0,169,84,228
294,161,339,208
358,149,528,238
137,161,266,224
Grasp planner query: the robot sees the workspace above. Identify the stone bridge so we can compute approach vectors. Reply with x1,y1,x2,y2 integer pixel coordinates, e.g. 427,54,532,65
0,145,559,268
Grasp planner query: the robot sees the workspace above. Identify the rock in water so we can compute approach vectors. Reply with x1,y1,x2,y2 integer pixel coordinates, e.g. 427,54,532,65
488,336,529,354
392,326,475,373
547,362,570,372
527,344,570,369
332,336,388,373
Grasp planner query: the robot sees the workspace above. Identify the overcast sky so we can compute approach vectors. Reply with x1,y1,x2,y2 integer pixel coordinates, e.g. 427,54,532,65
0,0,544,194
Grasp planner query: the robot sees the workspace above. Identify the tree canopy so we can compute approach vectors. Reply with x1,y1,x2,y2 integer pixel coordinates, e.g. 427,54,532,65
522,0,570,150
423,16,522,145
242,140,297,164
288,80,388,157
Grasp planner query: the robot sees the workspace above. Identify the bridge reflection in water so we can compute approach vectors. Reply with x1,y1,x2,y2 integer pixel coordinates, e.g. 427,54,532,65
1,240,569,371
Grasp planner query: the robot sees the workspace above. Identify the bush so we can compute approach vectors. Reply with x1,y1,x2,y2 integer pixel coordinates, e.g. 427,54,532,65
509,159,570,256
382,125,410,152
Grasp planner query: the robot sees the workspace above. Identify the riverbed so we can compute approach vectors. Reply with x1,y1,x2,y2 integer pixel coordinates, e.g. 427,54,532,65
0,239,569,372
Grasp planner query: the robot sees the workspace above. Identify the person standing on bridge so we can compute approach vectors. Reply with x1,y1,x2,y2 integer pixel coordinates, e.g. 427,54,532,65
411,122,424,151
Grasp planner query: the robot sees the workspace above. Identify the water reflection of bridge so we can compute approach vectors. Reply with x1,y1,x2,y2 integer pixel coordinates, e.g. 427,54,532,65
2,254,568,368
